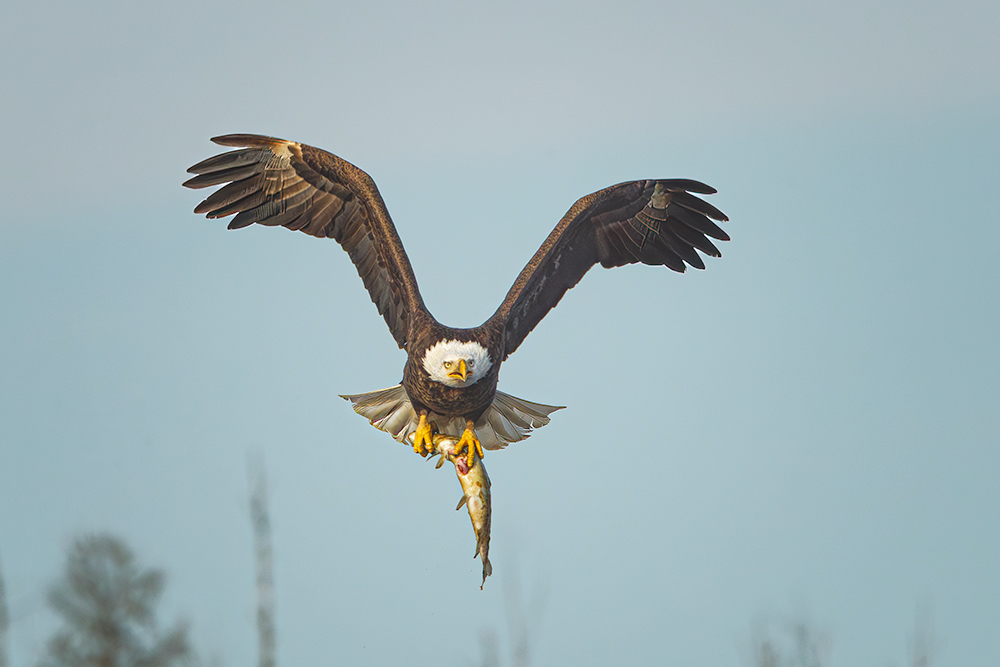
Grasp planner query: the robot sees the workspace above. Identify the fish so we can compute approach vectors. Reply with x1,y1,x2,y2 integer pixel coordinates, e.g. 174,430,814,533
421,433,493,588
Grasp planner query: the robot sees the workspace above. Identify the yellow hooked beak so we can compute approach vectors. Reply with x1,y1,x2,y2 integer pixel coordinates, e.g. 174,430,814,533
448,359,468,382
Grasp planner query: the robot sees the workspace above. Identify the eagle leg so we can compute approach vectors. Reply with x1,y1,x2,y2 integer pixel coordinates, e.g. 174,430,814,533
453,420,484,468
412,412,437,457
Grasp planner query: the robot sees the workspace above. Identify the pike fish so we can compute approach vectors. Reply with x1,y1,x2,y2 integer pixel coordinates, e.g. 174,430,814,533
423,433,493,588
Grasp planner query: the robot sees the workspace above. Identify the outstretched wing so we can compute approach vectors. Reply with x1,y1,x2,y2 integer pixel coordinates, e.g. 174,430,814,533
490,179,729,360
183,134,425,349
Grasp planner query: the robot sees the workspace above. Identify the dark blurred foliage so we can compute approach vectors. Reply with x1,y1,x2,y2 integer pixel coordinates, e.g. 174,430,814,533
37,535,195,667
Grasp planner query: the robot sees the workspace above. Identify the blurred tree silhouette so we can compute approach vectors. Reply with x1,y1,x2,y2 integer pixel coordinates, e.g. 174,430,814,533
38,535,193,667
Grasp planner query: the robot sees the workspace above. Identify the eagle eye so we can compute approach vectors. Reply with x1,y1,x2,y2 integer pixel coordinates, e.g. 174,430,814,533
443,360,453,369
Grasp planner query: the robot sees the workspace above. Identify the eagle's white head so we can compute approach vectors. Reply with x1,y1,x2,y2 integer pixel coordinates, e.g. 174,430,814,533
422,339,493,388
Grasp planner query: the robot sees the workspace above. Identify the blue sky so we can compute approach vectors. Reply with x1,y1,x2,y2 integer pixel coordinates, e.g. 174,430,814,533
1,1,998,665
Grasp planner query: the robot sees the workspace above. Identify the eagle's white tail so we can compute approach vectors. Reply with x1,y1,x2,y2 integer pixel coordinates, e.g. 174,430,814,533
340,385,564,450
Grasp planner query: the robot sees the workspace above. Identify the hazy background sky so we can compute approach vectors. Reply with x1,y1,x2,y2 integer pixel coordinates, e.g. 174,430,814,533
1,0,998,665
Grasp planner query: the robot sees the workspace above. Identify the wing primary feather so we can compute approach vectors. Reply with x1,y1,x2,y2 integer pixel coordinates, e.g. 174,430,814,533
183,164,261,189
658,178,718,195
254,201,310,228
671,222,721,257
193,175,264,215
185,148,270,175
210,134,287,147
228,205,275,228
669,204,730,241
658,229,705,269
201,190,267,218
641,241,686,272
671,191,729,221
226,215,257,230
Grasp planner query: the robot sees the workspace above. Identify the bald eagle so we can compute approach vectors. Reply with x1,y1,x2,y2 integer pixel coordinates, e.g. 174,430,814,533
184,135,729,465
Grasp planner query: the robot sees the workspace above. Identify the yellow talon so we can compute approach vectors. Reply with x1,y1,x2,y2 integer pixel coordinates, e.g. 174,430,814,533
454,422,484,467
412,414,436,457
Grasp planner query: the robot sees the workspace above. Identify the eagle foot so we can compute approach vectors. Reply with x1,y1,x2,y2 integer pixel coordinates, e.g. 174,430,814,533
412,414,437,457
454,423,484,468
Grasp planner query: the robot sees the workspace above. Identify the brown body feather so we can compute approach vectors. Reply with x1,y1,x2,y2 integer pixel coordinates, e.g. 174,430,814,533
402,313,504,421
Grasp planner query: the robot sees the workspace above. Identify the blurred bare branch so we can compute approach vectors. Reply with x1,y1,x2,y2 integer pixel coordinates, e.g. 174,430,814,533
477,629,501,667
38,534,193,667
908,607,935,667
749,609,935,667
0,552,9,667
747,616,831,667
248,454,276,667
502,562,546,667
475,559,549,667
754,636,780,667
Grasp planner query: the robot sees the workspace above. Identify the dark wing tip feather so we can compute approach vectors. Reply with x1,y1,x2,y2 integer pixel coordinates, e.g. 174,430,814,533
182,164,260,189
183,134,423,350
485,176,731,360
185,148,273,177
671,191,728,222
661,178,718,195
226,217,256,230
669,202,730,242
672,222,722,258
659,229,707,270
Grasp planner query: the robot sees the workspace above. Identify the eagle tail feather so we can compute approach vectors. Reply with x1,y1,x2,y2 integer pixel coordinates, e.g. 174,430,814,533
340,386,563,450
